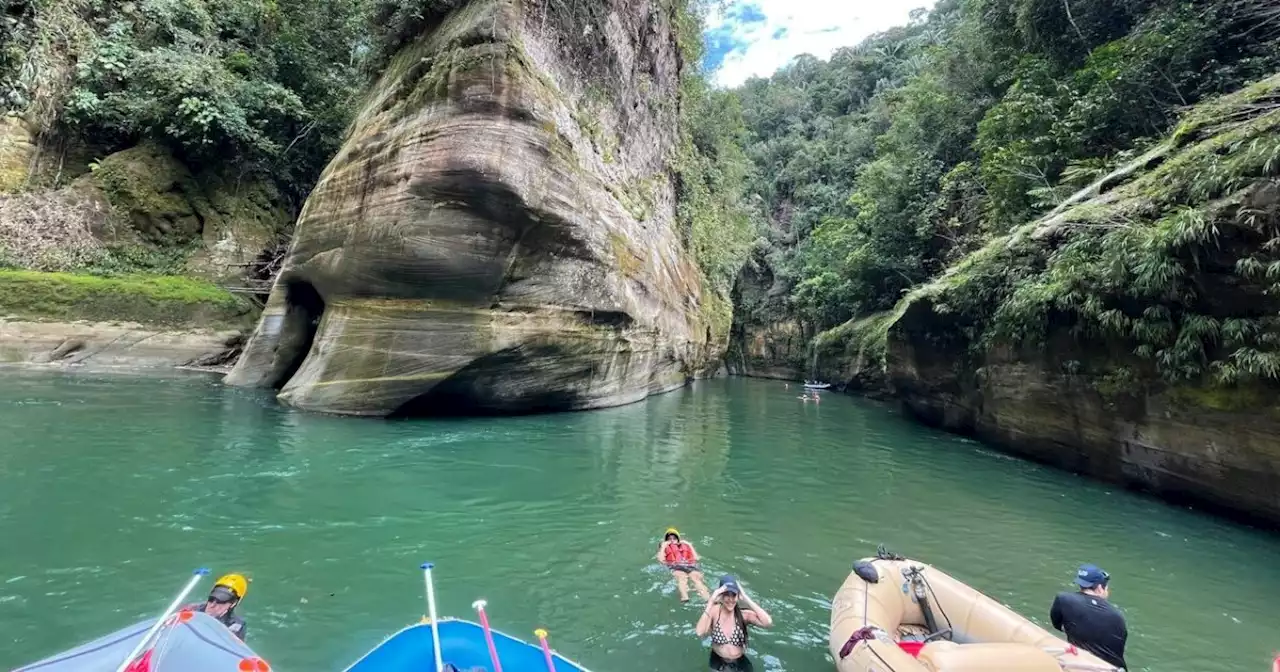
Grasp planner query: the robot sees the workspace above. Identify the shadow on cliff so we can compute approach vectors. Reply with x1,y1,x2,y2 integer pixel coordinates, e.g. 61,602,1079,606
388,342,590,417
271,279,326,389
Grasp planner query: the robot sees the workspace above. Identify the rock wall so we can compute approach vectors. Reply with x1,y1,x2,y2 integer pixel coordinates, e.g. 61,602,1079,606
0,142,290,283
887,297,1280,528
878,76,1280,528
81,145,290,281
226,0,722,416
0,319,243,370
726,259,811,379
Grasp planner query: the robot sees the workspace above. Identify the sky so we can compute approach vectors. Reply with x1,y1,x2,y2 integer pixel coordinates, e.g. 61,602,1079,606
703,0,936,87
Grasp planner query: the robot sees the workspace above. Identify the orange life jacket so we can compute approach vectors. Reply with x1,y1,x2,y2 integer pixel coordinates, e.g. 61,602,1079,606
664,541,695,565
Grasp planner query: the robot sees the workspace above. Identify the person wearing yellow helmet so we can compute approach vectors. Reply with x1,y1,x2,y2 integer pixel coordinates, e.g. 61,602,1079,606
187,573,249,641
657,528,710,602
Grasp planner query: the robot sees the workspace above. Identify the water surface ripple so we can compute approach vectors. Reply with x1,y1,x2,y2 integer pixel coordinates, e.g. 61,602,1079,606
1,372,1277,671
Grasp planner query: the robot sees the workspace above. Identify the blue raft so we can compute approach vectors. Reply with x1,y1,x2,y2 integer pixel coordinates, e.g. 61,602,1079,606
344,618,590,672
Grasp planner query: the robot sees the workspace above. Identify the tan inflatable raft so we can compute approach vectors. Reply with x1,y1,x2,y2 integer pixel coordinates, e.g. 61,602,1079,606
829,554,1124,672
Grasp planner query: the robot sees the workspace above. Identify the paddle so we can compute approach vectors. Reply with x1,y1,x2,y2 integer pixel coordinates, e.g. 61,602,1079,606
114,568,210,672
421,563,444,672
533,628,556,672
471,600,504,672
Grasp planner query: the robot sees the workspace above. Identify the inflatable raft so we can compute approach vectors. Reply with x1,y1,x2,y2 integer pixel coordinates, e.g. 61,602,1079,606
343,563,592,672
830,550,1123,672
344,619,590,672
13,610,269,672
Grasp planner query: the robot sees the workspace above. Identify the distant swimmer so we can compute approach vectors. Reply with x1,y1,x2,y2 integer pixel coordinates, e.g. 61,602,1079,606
658,527,710,602
695,576,773,671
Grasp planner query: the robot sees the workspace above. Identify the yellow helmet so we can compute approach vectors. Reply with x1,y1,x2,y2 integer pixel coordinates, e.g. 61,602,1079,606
212,573,249,601
665,527,680,538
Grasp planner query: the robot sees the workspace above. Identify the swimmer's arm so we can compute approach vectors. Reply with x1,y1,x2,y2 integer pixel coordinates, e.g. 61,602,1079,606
741,594,773,628
695,601,717,637
687,543,700,562
656,541,669,564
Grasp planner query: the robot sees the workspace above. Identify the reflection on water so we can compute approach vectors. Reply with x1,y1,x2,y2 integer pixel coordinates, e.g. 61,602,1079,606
1,371,1278,672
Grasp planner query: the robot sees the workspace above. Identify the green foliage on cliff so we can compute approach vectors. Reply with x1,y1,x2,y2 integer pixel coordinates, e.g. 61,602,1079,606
673,0,759,300
730,0,1280,335
0,269,253,327
917,74,1280,385
2,0,369,202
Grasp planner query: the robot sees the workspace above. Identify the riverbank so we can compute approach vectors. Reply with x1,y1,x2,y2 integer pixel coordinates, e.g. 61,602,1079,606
0,270,255,371
0,319,244,371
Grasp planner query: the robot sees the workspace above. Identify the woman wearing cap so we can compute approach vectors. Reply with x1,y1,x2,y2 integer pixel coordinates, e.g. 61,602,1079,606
188,573,249,641
657,528,710,602
695,575,773,671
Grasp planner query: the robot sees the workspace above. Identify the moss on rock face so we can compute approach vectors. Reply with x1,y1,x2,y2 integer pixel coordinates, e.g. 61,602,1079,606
88,145,205,245
893,73,1280,388
814,308,904,366
0,270,254,328
0,116,37,193
55,144,292,282
1164,380,1279,414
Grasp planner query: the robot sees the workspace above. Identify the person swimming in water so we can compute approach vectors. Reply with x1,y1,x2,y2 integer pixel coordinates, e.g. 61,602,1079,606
657,528,710,602
695,575,773,671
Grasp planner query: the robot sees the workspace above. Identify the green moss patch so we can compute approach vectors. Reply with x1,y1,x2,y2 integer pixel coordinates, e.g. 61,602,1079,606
814,308,904,365
1165,380,1279,414
0,270,255,329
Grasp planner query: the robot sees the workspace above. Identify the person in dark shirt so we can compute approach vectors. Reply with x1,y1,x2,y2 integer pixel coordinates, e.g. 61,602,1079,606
1050,563,1127,670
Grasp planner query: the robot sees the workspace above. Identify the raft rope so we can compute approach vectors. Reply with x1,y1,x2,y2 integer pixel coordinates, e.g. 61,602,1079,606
918,573,954,635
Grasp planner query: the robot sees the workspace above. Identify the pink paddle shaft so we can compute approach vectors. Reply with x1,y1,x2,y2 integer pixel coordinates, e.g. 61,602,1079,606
474,606,503,672
536,631,556,672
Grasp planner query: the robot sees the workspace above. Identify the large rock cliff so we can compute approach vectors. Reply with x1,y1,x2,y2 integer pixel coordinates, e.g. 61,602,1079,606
883,75,1280,527
726,264,809,379
226,0,722,416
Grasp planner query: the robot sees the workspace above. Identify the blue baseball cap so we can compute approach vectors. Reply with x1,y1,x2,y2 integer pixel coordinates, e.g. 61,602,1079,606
1074,563,1110,589
719,575,741,595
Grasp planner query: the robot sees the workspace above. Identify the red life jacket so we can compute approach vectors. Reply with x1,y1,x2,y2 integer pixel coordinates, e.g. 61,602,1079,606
664,541,695,565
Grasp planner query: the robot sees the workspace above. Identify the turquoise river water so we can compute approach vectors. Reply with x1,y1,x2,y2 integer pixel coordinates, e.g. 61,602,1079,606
1,371,1278,671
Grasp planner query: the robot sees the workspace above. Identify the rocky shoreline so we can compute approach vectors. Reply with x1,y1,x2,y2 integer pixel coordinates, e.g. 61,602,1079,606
0,319,243,373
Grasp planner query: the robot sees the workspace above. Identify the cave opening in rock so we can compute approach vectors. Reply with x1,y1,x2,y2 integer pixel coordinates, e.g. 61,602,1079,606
272,279,325,390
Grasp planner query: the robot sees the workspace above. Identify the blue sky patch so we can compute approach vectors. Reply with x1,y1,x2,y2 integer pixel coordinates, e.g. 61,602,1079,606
702,2,766,73
703,25,748,72
727,2,768,24
703,0,933,87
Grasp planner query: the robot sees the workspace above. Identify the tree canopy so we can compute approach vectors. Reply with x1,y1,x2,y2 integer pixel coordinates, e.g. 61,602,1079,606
732,0,1280,330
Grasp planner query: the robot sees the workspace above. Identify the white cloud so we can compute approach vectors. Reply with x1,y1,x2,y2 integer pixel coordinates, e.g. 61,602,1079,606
707,0,934,88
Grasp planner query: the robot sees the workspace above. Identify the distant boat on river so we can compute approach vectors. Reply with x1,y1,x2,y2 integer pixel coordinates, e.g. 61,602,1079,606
803,381,831,389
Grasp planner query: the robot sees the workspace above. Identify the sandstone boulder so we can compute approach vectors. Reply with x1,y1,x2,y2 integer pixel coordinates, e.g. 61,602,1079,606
226,0,722,415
